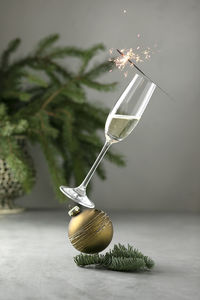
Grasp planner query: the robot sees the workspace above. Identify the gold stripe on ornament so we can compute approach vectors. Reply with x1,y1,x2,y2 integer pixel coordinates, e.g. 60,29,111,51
69,211,109,244
69,211,107,242
69,211,112,252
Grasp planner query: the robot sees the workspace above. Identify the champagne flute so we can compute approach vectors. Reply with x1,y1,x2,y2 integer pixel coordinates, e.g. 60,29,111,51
60,74,156,208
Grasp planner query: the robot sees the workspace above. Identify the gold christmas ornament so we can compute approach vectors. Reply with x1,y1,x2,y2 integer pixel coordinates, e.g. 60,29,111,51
68,208,113,254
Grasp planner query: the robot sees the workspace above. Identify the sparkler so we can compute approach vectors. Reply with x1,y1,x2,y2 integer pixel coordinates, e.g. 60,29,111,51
116,49,174,101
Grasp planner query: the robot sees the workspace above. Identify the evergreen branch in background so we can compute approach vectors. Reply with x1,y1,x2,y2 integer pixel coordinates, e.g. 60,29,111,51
47,46,85,59
81,78,117,91
106,150,125,166
35,33,60,55
85,60,114,79
1,38,21,69
74,244,155,272
38,134,66,202
79,43,105,74
26,73,48,88
0,33,126,205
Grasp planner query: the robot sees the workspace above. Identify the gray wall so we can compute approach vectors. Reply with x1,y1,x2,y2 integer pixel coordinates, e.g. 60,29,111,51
0,0,200,212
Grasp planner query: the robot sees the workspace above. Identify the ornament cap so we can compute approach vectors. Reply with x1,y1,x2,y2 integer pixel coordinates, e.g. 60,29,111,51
68,205,81,217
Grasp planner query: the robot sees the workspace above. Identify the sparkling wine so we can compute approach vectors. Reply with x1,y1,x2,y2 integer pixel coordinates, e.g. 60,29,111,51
105,114,140,142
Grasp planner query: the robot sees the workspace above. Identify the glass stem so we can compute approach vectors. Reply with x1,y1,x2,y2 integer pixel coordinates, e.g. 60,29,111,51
79,140,111,190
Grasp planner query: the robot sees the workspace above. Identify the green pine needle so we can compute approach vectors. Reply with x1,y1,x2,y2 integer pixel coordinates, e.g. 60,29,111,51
74,243,155,272
1,38,21,69
85,61,115,79
26,74,48,88
81,78,117,91
35,33,60,55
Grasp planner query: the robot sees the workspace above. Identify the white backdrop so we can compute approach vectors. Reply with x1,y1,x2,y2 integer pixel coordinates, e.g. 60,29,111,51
0,0,200,212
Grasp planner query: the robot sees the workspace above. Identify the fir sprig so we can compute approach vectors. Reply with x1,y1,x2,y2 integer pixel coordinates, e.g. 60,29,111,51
74,244,155,272
0,34,125,204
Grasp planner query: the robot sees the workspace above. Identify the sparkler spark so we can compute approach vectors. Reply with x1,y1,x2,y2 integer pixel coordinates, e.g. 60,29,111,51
113,47,153,71
110,35,159,74
109,48,113,54
108,30,173,101
115,49,174,101
116,49,147,77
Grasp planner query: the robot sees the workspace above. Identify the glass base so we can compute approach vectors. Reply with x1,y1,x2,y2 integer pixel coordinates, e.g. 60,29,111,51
60,186,95,209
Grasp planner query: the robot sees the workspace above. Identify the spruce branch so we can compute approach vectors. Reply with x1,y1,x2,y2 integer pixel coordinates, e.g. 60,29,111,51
38,131,66,202
26,73,48,88
47,46,85,59
35,33,60,55
106,151,126,166
85,60,114,79
41,86,64,110
0,34,126,204
81,78,117,91
74,244,155,272
1,38,21,69
40,77,83,110
79,43,105,73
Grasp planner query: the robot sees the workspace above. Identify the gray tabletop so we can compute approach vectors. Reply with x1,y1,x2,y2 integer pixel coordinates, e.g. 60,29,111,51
0,210,199,300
